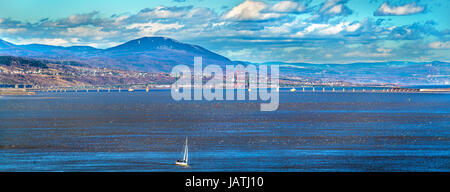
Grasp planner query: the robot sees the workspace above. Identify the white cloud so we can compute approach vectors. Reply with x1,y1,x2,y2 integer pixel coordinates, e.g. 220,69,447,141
344,49,391,57
429,41,450,49
113,15,129,25
65,26,117,39
224,48,253,58
320,0,340,13
264,19,305,34
222,0,306,21
318,23,347,35
283,47,302,53
375,2,425,16
305,23,329,33
293,23,328,37
293,22,360,37
222,0,283,21
265,25,291,34
327,4,342,14
134,6,215,22
309,0,352,22
271,1,306,13
237,30,255,35
186,7,215,18
376,48,391,53
140,6,186,19
212,22,226,27
0,28,27,34
66,12,99,25
126,22,184,36
345,23,361,32
14,38,70,46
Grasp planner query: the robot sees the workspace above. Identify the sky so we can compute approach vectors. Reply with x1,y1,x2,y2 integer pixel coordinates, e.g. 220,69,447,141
0,0,449,63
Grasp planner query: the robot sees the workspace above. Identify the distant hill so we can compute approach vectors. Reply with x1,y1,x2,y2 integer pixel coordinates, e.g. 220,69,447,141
0,39,15,48
102,37,231,72
265,61,450,85
0,56,172,87
0,37,233,72
0,56,48,69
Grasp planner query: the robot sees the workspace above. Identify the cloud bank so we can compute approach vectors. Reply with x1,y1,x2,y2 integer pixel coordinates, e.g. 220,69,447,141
374,2,425,16
0,0,448,63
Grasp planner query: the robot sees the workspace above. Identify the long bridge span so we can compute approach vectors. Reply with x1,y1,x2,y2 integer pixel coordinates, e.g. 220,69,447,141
3,83,448,94
26,85,429,93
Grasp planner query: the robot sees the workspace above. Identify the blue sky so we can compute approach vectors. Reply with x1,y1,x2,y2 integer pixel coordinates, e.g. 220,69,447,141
0,0,448,63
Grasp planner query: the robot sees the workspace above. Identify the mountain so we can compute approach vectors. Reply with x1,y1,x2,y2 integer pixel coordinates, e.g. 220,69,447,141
20,44,99,54
102,37,231,72
265,61,450,85
0,39,16,49
0,39,25,56
0,37,232,72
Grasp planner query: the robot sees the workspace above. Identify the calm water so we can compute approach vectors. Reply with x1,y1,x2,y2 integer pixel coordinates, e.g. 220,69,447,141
0,90,449,171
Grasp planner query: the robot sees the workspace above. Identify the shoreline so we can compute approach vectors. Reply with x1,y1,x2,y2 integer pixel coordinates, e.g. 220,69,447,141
0,91,36,96
0,88,36,95
20,85,450,94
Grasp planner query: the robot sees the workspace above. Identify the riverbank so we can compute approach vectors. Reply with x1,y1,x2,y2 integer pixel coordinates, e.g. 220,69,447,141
0,88,35,95
0,92,35,95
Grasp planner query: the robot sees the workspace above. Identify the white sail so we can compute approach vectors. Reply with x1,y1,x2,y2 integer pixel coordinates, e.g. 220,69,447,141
183,137,188,162
176,137,189,166
186,139,188,163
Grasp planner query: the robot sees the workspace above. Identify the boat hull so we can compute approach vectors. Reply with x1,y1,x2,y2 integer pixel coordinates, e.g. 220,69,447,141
176,161,188,166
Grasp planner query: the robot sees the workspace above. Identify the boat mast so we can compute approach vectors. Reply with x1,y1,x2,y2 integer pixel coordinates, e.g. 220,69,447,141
184,137,188,163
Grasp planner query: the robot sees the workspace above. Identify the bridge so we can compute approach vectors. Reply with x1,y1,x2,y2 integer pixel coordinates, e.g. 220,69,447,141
0,84,35,95
27,83,167,93
3,83,446,94
26,85,428,93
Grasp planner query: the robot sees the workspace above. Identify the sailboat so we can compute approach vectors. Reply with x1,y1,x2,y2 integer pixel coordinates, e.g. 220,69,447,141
176,137,189,166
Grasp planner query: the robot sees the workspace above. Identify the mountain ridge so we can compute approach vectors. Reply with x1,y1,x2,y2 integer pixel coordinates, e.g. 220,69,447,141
262,61,450,85
0,37,233,72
